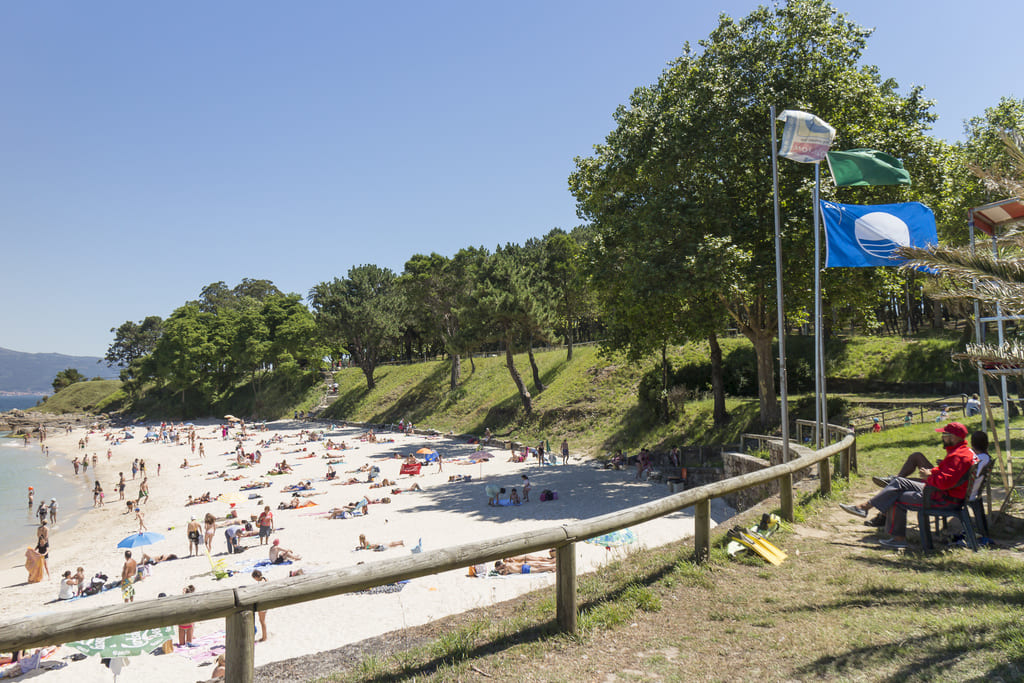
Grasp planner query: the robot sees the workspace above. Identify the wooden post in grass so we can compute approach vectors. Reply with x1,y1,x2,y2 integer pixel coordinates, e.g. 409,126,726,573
555,544,577,633
694,498,711,563
839,442,849,479
818,454,831,497
225,609,255,683
779,472,794,522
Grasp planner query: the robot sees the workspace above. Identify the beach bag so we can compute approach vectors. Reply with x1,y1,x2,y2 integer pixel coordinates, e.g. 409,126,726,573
540,490,553,502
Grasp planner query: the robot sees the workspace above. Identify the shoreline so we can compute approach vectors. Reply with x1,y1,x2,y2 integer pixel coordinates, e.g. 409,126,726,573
1,420,733,682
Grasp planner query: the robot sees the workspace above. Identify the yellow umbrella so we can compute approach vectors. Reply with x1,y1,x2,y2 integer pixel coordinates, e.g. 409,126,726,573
224,415,241,422
218,491,249,505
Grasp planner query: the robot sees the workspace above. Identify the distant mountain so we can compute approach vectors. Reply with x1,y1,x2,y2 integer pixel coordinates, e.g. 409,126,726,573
0,347,120,394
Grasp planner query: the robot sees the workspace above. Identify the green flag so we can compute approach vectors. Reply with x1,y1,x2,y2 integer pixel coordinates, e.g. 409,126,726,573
826,149,911,187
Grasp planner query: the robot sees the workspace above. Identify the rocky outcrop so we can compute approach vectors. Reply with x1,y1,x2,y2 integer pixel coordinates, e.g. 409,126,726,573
0,409,112,435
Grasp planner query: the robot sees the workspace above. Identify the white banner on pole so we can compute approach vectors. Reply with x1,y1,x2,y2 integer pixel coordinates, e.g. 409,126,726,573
777,110,835,163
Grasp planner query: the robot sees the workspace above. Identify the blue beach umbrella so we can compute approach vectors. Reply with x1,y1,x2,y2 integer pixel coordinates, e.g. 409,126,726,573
585,528,637,549
117,532,165,549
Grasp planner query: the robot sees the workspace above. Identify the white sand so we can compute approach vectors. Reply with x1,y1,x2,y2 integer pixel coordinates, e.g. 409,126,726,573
0,421,734,682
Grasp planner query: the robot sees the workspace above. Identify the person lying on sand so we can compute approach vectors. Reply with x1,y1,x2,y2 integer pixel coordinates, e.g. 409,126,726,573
390,483,422,494
369,478,393,489
494,557,556,574
140,552,179,565
356,533,403,551
333,477,361,485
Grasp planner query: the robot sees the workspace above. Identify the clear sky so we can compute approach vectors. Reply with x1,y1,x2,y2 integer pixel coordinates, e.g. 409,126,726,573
1,1,1019,357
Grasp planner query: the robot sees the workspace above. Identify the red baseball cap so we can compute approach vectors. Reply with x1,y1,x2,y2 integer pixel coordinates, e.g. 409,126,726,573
935,422,968,439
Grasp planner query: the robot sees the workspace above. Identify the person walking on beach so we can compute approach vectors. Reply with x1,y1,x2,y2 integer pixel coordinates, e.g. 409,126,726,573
131,459,138,480
118,473,126,501
27,487,33,509
561,439,569,465
204,512,216,552
138,477,149,505
199,442,205,458
37,502,48,525
258,506,274,545
135,505,147,532
121,551,137,603
36,520,50,579
187,516,202,556
48,499,57,524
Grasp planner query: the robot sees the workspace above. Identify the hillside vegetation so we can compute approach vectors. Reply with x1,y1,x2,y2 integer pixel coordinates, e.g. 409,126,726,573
26,334,975,454
321,334,973,455
31,379,124,415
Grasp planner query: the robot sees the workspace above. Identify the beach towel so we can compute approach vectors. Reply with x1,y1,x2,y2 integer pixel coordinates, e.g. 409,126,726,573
400,463,422,475
173,630,225,662
492,499,522,506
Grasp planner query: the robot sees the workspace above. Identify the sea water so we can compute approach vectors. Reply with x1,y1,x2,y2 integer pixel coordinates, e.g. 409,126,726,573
0,437,93,558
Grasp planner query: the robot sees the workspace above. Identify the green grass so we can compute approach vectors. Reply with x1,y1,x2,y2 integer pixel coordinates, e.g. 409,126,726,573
30,379,123,414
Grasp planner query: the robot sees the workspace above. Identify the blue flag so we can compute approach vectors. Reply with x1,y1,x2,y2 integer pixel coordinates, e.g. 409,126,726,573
820,201,938,268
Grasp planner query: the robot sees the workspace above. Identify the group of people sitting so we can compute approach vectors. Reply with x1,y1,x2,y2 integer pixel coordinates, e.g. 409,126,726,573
185,492,214,505
841,422,989,549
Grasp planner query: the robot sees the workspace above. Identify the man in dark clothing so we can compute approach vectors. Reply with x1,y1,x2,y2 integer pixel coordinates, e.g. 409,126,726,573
840,422,976,549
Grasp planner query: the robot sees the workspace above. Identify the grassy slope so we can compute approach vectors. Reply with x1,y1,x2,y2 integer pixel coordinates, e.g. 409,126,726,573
29,380,124,414
322,334,973,456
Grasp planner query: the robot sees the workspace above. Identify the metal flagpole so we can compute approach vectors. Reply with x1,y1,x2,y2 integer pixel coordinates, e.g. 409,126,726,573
770,105,791,462
813,163,822,447
814,163,829,444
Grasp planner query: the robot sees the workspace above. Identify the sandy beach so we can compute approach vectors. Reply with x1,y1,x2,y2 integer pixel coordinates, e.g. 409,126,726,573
0,420,734,682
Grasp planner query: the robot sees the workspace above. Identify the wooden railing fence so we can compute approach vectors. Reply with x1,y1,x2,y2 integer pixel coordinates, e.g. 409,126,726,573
0,428,855,682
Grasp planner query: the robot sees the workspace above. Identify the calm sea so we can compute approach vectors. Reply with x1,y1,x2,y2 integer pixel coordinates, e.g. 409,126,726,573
1,394,92,558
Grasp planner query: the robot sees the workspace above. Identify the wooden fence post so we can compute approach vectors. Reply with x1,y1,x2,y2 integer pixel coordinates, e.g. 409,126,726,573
779,472,794,522
840,443,850,479
694,498,710,563
818,455,831,497
556,544,577,633
225,609,255,683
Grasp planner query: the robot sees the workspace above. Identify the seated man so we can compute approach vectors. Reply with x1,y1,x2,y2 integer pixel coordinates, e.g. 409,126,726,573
864,431,990,527
840,422,976,548
269,539,301,563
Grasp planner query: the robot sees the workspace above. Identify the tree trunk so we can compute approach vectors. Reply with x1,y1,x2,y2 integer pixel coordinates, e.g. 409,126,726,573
361,362,376,390
528,340,545,392
741,327,778,430
566,323,574,362
708,332,728,425
449,353,461,390
469,353,476,373
931,298,943,330
661,343,670,422
505,342,532,414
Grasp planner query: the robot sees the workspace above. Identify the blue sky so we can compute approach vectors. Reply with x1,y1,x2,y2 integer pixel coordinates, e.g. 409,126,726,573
1,1,1019,358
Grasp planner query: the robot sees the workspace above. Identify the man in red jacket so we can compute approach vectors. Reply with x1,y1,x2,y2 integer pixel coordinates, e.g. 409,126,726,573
840,422,976,549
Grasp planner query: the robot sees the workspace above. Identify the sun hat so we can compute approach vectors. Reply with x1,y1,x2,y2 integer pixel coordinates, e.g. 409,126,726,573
935,422,968,439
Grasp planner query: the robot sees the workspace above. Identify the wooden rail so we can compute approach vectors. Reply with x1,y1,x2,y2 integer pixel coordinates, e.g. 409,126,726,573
0,429,855,682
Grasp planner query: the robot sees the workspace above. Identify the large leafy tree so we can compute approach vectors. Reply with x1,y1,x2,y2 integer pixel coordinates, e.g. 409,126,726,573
540,228,595,361
52,368,86,393
571,0,939,428
401,249,483,390
309,265,402,391
105,316,164,369
470,245,552,414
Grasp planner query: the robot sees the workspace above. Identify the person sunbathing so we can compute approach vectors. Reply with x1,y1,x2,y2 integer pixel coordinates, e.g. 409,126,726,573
369,478,393,489
390,483,422,494
269,539,301,563
140,552,179,565
281,481,313,492
356,533,404,551
494,557,556,574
